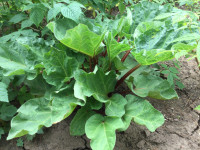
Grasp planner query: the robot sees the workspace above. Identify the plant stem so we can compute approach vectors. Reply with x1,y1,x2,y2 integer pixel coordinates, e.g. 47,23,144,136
89,58,93,72
117,36,120,42
121,49,131,62
103,49,107,57
195,57,200,70
115,64,141,89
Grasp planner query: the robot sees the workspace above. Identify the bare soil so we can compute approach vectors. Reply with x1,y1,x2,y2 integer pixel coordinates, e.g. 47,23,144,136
0,58,200,150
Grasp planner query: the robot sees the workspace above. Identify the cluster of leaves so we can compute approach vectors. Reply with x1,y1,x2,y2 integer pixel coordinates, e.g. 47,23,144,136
178,0,200,14
0,0,200,150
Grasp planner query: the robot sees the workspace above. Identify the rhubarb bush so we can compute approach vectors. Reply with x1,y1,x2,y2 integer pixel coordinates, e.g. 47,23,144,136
0,1,200,150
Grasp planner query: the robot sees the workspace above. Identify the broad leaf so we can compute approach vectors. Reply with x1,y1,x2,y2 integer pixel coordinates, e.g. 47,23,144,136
0,103,17,121
127,74,178,100
131,1,172,32
85,114,124,150
30,5,46,27
47,4,62,22
7,96,78,140
21,20,33,29
43,49,79,88
47,18,77,40
74,68,117,102
70,105,96,136
120,95,164,132
105,94,127,117
172,33,200,43
0,82,8,102
48,24,105,57
24,75,51,96
61,2,85,22
133,20,195,65
105,32,131,61
0,43,36,76
9,13,27,24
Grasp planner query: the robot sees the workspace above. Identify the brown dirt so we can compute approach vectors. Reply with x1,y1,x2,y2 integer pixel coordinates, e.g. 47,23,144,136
0,58,200,150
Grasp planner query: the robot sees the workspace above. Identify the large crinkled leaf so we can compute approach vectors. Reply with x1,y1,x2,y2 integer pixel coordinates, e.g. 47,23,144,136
120,95,164,132
127,74,178,100
70,105,96,136
47,18,77,40
85,114,124,150
0,43,36,76
9,13,27,24
61,1,85,22
47,3,63,22
105,94,127,117
132,49,175,65
24,75,51,96
105,32,131,61
172,33,200,43
0,82,8,102
48,24,105,57
43,49,79,88
0,30,38,43
30,4,46,27
0,103,17,121
171,43,196,60
74,68,117,102
7,96,79,140
130,1,172,32
133,20,194,65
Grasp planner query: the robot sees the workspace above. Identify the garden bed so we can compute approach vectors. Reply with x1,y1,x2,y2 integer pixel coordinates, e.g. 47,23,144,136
1,58,199,150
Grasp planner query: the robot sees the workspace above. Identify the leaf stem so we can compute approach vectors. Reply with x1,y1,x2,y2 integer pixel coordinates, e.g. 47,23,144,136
89,58,93,72
117,36,120,42
103,49,107,57
115,64,141,89
195,57,200,70
121,49,131,62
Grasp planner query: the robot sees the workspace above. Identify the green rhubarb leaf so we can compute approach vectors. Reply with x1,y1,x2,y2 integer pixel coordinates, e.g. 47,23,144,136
47,4,61,22
105,32,131,61
47,18,77,40
48,24,105,57
61,1,85,22
9,13,27,24
105,94,127,117
43,49,79,88
172,33,200,43
0,103,17,121
70,105,96,136
24,75,51,96
133,20,195,65
120,95,164,132
74,68,117,102
30,5,46,27
131,1,172,32
133,49,175,65
127,74,178,100
21,19,33,29
0,82,8,102
85,114,124,150
7,96,78,140
0,43,36,76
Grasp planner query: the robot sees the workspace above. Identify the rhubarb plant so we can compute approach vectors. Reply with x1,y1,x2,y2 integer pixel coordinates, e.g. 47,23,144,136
0,1,200,150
